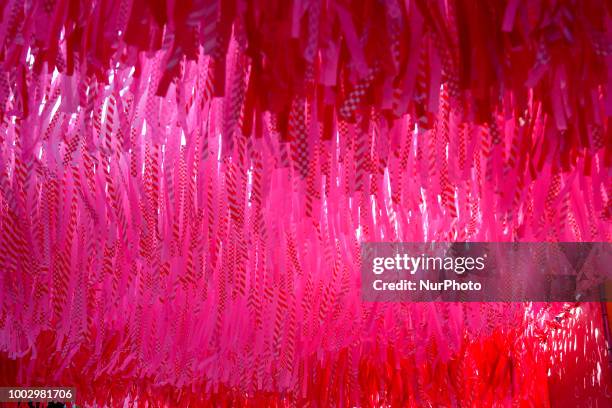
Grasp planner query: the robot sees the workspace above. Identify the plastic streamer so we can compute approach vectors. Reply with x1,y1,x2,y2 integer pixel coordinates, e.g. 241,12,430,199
0,0,610,406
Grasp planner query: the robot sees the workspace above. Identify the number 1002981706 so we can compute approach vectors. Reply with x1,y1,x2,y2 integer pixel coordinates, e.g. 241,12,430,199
0,387,75,402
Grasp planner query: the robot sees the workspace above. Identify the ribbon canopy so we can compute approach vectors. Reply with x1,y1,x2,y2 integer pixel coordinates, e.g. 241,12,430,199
0,0,610,406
